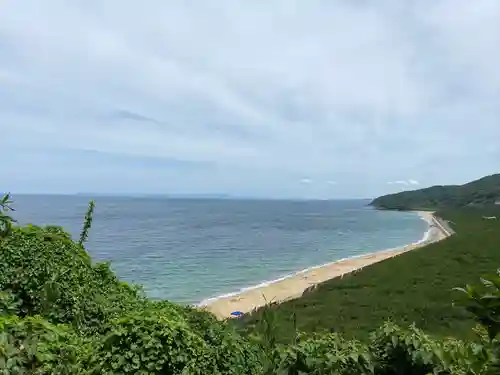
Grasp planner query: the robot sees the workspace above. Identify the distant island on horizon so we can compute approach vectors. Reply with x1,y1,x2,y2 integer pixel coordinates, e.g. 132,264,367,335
11,192,373,202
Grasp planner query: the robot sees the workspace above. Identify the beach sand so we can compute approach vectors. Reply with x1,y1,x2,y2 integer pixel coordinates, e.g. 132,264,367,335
202,211,450,319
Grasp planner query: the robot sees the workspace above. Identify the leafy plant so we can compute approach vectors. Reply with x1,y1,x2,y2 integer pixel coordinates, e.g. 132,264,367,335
90,308,212,374
455,270,500,342
454,269,500,373
0,223,142,333
0,315,92,374
79,200,95,247
0,291,21,317
278,332,373,375
0,194,16,238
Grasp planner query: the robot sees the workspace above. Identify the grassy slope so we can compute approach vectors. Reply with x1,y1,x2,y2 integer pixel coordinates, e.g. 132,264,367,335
239,207,500,343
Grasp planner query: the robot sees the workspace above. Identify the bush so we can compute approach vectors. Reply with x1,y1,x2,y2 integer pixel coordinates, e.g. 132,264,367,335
454,269,500,373
369,321,489,375
178,305,263,374
89,305,264,374
0,224,144,333
89,307,212,374
0,315,91,374
278,332,373,375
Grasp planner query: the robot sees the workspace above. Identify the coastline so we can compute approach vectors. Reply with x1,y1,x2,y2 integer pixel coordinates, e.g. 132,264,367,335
201,211,450,319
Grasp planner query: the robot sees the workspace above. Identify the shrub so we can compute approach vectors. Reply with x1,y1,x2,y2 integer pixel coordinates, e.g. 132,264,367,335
0,315,92,374
455,269,500,373
278,332,373,375
0,224,144,333
89,307,213,374
179,305,264,374
369,321,489,375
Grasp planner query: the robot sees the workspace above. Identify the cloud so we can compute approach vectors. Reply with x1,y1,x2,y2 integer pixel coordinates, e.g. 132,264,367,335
300,178,312,184
1,0,499,198
387,180,419,186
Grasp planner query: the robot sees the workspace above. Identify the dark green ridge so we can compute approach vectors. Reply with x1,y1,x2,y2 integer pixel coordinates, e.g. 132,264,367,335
369,173,500,211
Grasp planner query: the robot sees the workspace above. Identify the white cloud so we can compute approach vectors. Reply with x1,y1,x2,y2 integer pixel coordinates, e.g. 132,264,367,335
386,179,420,187
1,0,499,197
300,178,312,184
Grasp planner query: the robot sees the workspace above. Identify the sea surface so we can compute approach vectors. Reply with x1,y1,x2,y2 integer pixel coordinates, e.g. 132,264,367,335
11,195,428,304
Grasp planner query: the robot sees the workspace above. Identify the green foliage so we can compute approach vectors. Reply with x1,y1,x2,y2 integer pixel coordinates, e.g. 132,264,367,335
455,270,500,342
177,305,263,374
369,322,487,375
278,332,373,374
250,305,282,374
370,173,500,210
0,224,143,333
79,200,95,248
0,291,21,316
2,194,500,374
0,194,16,238
91,308,212,374
91,304,263,374
454,269,500,372
0,315,92,374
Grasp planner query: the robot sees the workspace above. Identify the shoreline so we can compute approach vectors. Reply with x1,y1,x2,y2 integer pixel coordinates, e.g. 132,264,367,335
201,211,450,319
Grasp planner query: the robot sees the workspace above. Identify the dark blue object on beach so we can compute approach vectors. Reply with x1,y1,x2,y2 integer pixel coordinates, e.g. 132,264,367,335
231,311,244,317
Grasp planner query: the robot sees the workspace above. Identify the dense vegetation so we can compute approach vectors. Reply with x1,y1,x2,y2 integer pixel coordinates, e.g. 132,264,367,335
370,173,500,210
239,207,500,344
1,194,500,374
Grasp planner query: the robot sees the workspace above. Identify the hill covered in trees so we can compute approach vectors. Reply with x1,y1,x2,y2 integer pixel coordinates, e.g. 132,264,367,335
370,173,500,210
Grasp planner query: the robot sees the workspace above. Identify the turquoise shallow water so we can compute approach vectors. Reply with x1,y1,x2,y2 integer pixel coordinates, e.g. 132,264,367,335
12,196,427,304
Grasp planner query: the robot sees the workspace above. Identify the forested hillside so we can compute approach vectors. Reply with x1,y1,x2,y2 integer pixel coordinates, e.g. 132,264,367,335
370,173,500,210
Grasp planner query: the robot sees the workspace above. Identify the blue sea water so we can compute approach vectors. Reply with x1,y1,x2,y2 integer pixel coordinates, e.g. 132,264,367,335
11,195,428,304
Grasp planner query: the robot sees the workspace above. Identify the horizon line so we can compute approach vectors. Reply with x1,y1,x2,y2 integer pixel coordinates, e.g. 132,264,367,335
5,192,374,202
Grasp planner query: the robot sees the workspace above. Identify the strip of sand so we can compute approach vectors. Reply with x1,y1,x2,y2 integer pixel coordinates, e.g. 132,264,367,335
202,211,450,319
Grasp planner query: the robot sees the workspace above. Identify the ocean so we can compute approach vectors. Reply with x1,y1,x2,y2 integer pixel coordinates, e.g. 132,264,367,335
11,195,428,304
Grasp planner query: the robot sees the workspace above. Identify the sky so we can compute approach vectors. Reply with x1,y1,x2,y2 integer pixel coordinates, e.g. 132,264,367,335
2,0,499,199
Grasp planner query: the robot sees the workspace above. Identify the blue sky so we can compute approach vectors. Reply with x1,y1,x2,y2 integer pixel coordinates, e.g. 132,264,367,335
2,0,499,199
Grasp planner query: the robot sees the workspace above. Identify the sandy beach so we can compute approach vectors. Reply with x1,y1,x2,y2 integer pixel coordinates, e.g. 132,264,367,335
202,211,451,319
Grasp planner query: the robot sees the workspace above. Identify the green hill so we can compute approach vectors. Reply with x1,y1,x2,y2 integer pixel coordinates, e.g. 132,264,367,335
370,173,500,210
